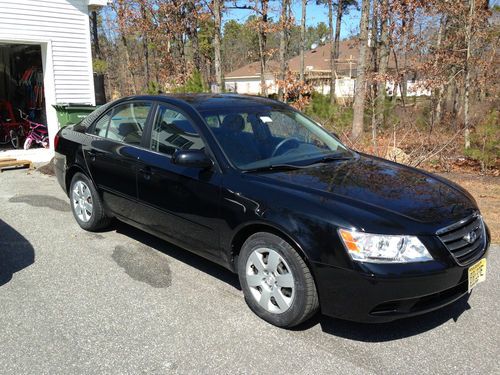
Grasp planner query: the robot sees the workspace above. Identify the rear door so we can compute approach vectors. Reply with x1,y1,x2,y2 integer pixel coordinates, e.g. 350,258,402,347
135,103,222,260
84,101,152,218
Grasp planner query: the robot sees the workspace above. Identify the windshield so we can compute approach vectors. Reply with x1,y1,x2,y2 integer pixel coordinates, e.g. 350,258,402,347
200,107,353,170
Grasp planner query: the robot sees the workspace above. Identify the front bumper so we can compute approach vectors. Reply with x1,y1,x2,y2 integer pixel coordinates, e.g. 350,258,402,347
313,241,489,323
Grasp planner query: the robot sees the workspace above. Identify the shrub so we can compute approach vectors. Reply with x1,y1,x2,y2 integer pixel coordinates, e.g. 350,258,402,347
173,70,207,93
464,110,500,171
304,93,353,134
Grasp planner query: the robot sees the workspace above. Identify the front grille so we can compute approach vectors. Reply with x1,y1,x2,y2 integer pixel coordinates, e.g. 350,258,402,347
436,213,486,266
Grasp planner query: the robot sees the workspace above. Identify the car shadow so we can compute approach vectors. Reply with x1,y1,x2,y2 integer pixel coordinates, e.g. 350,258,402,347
113,220,241,290
293,293,472,342
0,219,35,286
112,220,472,342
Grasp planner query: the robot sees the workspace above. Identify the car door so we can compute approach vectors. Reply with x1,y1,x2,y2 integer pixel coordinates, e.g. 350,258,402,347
135,102,222,260
84,101,152,218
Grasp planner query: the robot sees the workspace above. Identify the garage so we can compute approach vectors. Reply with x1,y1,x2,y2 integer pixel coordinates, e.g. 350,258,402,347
0,0,107,158
0,44,47,150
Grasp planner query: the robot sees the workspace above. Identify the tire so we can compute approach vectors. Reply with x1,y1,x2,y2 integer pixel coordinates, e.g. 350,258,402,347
18,125,25,138
9,130,19,149
23,137,32,150
238,232,319,328
69,172,111,231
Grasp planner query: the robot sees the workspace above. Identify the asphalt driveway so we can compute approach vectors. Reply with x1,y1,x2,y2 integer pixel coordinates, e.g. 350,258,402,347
0,168,498,374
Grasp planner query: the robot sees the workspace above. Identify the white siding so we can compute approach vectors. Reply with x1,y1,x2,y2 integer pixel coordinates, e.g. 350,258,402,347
0,0,95,105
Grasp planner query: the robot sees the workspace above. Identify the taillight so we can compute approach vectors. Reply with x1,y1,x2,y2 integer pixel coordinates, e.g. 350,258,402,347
54,133,60,150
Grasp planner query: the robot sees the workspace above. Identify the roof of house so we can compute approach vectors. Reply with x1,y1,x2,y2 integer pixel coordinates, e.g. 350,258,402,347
226,40,360,79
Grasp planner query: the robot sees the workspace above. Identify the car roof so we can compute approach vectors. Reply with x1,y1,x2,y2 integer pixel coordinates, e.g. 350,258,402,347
121,93,290,112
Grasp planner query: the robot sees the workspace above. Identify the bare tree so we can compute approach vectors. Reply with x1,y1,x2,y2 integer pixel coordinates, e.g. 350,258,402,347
376,0,390,127
213,0,223,93
278,0,291,101
464,0,475,149
299,0,307,83
351,0,370,140
256,0,269,96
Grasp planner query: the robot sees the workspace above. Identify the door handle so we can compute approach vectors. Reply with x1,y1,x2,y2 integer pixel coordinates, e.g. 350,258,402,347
87,150,104,162
139,166,154,180
88,150,97,161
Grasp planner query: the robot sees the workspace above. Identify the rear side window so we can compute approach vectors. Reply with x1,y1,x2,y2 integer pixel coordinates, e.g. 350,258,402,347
150,105,205,156
94,112,111,137
94,102,151,145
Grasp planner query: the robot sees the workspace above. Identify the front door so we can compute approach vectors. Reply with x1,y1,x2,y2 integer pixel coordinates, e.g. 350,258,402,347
84,101,152,218
136,103,222,260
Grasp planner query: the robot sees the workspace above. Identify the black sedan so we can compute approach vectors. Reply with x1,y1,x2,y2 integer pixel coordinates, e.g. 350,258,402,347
54,94,489,327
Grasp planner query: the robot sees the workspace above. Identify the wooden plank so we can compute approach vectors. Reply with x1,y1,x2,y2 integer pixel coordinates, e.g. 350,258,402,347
0,158,17,163
0,160,33,172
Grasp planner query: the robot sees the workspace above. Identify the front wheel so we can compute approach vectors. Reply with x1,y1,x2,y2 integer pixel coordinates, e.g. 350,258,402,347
70,173,111,231
23,137,32,150
238,232,319,328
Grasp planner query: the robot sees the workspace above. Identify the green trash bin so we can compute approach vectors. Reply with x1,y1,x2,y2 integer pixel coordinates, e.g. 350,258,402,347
53,104,100,127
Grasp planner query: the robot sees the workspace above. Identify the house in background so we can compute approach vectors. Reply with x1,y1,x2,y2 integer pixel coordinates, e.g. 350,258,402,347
0,0,107,151
225,40,430,99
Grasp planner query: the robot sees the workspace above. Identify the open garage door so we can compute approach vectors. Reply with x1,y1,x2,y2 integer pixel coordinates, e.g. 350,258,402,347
0,43,47,152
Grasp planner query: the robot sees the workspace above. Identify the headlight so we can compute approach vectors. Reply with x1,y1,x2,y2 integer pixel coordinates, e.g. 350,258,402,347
339,228,433,263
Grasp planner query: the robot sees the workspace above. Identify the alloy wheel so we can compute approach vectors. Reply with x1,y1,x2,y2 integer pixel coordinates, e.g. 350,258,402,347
72,180,93,222
245,248,295,314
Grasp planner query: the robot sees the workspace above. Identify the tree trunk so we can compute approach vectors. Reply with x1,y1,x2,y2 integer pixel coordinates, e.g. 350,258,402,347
213,0,223,93
376,0,389,127
370,0,379,151
187,0,202,73
331,0,343,104
257,0,269,96
433,16,447,126
90,10,101,59
299,0,307,83
278,0,290,101
328,0,335,103
351,0,370,140
141,4,150,87
464,0,475,149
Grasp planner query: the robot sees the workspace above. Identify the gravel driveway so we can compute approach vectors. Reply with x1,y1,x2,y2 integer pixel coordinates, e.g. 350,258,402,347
0,168,498,374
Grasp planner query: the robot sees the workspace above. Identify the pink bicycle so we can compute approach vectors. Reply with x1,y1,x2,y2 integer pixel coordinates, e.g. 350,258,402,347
19,110,49,150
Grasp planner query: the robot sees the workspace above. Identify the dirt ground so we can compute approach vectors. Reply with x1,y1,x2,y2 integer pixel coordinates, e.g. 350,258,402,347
440,173,500,243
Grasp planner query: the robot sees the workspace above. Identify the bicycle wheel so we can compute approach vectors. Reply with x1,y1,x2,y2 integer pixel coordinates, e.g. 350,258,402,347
23,137,32,150
10,130,20,149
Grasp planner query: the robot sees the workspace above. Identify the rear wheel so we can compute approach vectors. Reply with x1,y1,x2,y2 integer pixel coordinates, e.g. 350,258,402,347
9,130,19,149
70,173,111,231
238,232,319,327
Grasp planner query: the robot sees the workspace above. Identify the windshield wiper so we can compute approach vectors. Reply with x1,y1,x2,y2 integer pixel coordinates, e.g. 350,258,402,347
302,153,353,166
242,164,305,173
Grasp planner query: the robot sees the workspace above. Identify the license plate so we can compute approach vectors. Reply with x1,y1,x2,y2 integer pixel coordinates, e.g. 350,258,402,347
468,258,487,292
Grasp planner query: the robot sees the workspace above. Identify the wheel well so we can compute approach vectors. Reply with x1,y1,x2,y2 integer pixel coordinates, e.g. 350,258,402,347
65,165,87,194
230,224,309,270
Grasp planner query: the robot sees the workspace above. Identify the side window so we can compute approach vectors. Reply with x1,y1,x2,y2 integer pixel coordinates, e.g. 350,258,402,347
93,112,111,138
100,102,151,145
151,105,205,156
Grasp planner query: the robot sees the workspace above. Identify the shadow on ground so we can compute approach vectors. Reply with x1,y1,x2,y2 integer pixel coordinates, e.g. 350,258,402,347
295,293,471,342
113,219,472,342
114,220,240,290
0,219,35,286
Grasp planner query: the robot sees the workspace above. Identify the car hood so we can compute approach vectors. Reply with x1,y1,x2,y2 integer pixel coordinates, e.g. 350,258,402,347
251,155,476,224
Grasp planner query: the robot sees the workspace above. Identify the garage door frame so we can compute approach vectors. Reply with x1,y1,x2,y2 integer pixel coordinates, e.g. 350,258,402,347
0,36,57,153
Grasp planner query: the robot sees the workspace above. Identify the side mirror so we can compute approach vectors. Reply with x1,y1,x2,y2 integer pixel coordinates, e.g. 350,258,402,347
172,149,213,169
